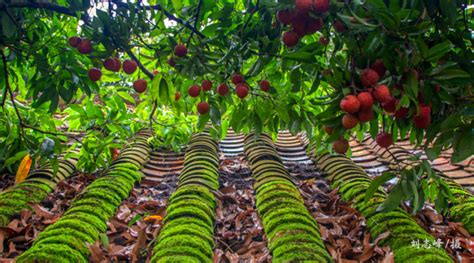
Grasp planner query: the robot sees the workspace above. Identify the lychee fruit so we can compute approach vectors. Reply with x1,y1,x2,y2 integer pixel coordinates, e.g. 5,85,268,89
292,16,307,36
358,110,374,123
277,10,294,25
295,0,313,13
333,20,346,32
153,69,159,75
68,36,81,47
304,18,323,35
413,105,431,129
188,85,201,97
342,113,359,129
333,138,349,154
175,92,181,101
231,73,244,85
282,31,300,47
201,80,212,91
373,85,391,103
104,58,121,72
394,107,409,119
174,44,187,57
236,84,249,99
88,68,102,82
313,0,330,13
133,79,147,93
217,83,229,96
77,39,92,54
357,92,373,110
323,125,334,135
340,95,360,114
259,80,270,92
382,97,397,113
376,132,393,148
197,102,210,114
168,57,176,67
370,59,386,77
123,59,138,74
319,36,329,46
360,68,380,88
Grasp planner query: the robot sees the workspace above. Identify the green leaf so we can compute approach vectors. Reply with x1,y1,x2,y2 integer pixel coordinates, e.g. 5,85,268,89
3,150,28,168
2,14,17,38
433,69,471,80
365,171,396,202
426,41,453,62
452,130,474,163
378,184,403,212
117,91,136,105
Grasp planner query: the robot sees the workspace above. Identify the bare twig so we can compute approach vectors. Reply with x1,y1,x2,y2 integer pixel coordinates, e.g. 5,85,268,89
241,0,260,38
187,0,203,43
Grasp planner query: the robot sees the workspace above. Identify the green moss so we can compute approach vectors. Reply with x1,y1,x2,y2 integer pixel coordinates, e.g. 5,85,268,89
184,154,219,166
179,172,219,185
0,214,9,226
385,232,434,250
268,232,325,251
160,218,213,235
263,213,319,236
33,235,90,257
60,212,107,232
80,187,123,207
36,228,95,245
254,171,292,182
166,199,215,220
267,222,321,242
163,206,213,226
370,218,426,238
16,183,52,197
180,165,218,177
393,245,453,263
179,178,219,190
256,185,299,199
366,211,411,229
0,198,31,211
153,234,213,258
64,204,112,221
157,226,214,248
0,206,27,220
151,255,201,263
46,219,100,240
339,180,371,196
170,186,216,208
263,207,314,228
257,198,306,216
86,178,131,200
255,180,296,195
272,242,332,263
71,198,117,215
16,244,87,263
256,190,303,208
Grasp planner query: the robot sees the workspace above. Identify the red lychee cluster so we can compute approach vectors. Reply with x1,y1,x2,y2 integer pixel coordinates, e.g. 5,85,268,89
68,36,147,94
277,0,329,47
69,36,93,54
339,92,375,129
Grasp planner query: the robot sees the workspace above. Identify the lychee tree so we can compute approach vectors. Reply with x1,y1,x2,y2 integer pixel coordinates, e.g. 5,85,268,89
0,0,472,209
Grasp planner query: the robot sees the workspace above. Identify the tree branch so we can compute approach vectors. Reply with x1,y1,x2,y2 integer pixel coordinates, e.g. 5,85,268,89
188,0,203,43
1,1,78,17
111,0,205,38
1,50,8,107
